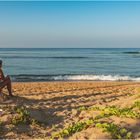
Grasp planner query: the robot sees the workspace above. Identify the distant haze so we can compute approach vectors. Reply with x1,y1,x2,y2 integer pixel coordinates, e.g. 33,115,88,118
0,1,140,48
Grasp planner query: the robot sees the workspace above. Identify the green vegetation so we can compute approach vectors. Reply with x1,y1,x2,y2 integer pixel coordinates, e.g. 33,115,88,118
131,101,140,110
51,118,132,139
95,122,132,139
137,94,140,98
102,106,139,118
136,87,140,98
79,105,140,118
51,121,87,139
51,92,140,139
127,93,134,96
51,102,140,139
11,106,37,125
137,87,140,93
51,118,96,139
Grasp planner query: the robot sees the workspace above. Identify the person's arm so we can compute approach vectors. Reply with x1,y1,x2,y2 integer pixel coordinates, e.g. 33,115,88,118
0,69,5,81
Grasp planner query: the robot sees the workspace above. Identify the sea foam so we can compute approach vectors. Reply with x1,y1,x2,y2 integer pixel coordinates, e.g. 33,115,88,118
53,75,140,81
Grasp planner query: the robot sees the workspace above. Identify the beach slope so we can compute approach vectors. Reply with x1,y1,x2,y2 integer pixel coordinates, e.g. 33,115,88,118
0,81,140,139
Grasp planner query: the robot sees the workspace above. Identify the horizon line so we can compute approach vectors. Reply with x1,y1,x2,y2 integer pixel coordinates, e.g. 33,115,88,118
0,47,140,49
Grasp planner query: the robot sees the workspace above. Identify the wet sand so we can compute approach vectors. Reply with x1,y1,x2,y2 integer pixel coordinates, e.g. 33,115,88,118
0,81,140,139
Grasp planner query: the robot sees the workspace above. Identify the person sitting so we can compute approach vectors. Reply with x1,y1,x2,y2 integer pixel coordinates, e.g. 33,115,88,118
0,60,13,96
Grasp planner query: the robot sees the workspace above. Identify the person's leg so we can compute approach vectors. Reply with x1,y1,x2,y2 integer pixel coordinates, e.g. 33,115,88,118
0,76,13,96
6,76,13,96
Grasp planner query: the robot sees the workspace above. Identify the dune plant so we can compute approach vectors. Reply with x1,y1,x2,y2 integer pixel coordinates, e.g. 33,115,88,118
102,106,139,118
78,105,140,118
11,106,37,125
51,119,95,139
51,103,138,139
51,117,132,139
131,101,140,110
95,122,132,139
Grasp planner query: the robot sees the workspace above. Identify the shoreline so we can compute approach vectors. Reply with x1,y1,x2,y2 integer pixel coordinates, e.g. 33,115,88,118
10,74,140,82
11,80,140,83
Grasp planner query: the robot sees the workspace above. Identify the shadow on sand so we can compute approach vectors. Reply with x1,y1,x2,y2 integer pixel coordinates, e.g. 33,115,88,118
0,94,64,138
0,82,139,138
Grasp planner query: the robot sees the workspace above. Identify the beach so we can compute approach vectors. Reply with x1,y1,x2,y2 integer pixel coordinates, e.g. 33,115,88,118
0,81,140,139
1,0,140,139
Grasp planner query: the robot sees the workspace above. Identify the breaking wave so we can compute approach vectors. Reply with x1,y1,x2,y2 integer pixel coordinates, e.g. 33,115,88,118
11,74,140,82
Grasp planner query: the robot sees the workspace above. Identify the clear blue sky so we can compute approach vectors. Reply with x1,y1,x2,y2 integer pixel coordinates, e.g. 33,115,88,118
0,1,140,48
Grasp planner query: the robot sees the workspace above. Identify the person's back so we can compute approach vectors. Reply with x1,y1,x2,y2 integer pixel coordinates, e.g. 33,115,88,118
0,60,13,96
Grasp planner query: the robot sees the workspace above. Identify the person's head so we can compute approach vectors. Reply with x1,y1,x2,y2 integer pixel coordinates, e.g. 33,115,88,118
0,60,2,68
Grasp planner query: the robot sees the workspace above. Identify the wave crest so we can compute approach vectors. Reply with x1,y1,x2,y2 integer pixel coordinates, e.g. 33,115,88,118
53,75,140,81
12,74,140,82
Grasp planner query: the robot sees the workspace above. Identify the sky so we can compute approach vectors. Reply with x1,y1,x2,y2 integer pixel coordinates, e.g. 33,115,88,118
0,1,140,48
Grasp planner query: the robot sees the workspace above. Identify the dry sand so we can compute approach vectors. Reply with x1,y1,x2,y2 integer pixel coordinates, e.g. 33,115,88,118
0,81,140,139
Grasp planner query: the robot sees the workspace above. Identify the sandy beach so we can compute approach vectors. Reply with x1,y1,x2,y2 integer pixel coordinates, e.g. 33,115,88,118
0,81,140,139
1,0,140,139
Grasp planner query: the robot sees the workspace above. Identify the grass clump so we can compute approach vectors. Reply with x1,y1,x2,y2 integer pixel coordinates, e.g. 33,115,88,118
131,101,140,110
11,106,37,125
103,106,139,118
78,106,87,111
51,118,133,139
51,103,136,139
51,121,88,139
51,118,95,139
52,99,139,139
78,105,140,118
95,122,132,139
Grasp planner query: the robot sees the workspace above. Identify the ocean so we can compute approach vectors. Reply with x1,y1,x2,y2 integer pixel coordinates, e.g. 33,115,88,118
1,48,140,82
